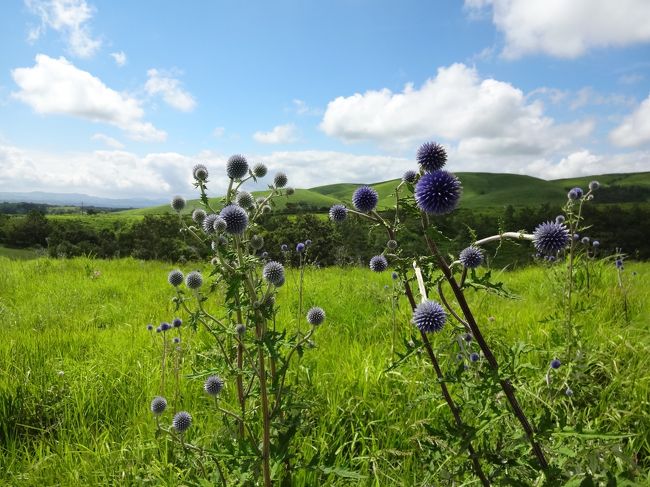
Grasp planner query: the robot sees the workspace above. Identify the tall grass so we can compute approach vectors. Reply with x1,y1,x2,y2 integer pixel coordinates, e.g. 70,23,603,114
0,257,648,485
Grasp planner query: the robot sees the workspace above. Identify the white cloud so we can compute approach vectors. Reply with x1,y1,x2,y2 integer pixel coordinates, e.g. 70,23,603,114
609,94,650,147
212,127,225,138
465,0,650,59
11,54,166,142
26,0,101,58
91,133,124,149
525,150,650,179
110,51,126,67
291,99,321,116
145,69,196,112
321,63,592,155
618,73,644,85
253,124,299,144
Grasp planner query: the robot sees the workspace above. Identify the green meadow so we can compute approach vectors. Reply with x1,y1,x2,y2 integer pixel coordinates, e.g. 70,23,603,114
0,257,648,485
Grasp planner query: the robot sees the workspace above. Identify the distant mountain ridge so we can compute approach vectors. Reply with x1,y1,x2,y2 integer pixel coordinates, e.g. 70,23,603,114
0,191,168,209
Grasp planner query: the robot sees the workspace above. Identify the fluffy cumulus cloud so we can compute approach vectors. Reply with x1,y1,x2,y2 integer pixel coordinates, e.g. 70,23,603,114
526,150,650,179
11,54,166,141
26,0,101,58
253,124,299,144
465,0,650,59
145,69,196,112
609,94,650,147
110,51,126,66
91,133,124,149
321,63,593,158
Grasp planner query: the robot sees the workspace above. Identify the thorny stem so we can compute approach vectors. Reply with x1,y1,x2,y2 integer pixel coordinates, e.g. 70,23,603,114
436,280,471,332
421,218,549,470
234,296,247,439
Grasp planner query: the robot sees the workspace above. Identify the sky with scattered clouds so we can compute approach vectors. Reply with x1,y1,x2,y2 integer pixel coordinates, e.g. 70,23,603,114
0,0,649,200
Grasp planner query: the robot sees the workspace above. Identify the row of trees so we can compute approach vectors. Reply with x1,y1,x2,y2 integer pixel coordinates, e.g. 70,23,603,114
0,202,648,265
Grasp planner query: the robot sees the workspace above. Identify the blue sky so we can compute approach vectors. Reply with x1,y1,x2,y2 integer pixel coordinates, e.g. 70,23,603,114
0,0,649,200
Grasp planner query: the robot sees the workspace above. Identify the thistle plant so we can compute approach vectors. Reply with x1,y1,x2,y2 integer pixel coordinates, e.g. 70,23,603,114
148,157,325,486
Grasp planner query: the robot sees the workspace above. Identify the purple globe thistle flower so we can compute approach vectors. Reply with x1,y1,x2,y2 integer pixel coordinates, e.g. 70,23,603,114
204,375,225,396
252,162,267,178
306,306,325,325
274,172,288,188
156,326,162,333
532,221,570,255
193,164,208,181
565,387,574,397
459,246,483,269
150,396,167,415
263,261,285,286
352,186,379,213
285,187,295,196
202,214,220,234
160,322,171,332
236,191,254,209
186,271,203,290
250,234,264,250
387,239,398,250
172,318,182,328
391,271,399,280
305,239,312,246
235,323,246,335
369,255,388,272
581,236,590,245
470,352,480,362
168,270,184,287
589,181,600,191
213,217,227,233
615,258,624,270
555,215,565,224
173,337,181,344
412,300,447,333
147,324,154,331
192,208,206,225
171,196,186,212
329,204,348,222
227,154,249,179
593,240,600,247
296,242,305,253
568,187,583,200
573,233,580,241
414,170,462,215
261,204,272,214
550,358,561,369
172,411,192,433
261,251,269,258
416,142,447,173
220,205,249,234
280,244,288,252
464,333,473,342
402,170,418,183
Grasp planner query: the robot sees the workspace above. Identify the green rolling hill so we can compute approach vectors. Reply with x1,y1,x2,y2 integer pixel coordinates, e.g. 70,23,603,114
115,171,650,216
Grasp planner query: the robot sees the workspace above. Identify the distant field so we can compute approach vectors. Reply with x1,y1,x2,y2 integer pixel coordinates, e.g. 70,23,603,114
0,245,41,259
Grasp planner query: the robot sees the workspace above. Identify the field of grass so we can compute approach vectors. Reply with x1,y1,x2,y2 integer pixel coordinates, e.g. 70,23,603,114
0,256,648,485
0,245,42,260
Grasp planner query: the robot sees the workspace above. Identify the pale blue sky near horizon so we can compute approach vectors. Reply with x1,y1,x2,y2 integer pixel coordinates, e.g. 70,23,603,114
0,0,649,199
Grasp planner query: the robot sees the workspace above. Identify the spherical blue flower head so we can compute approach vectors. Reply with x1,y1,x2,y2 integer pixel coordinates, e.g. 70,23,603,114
412,300,447,333
250,234,264,250
573,233,580,241
592,240,600,247
615,258,624,270
464,333,473,342
307,306,326,325
391,271,399,280
581,237,590,245
296,242,305,253
565,387,574,397
532,221,570,255
261,251,269,258
150,396,167,415
193,164,208,181
213,217,227,233
168,269,184,287
550,358,561,369
220,205,249,234
414,170,462,215
235,323,246,335
305,239,312,246
172,318,182,328
281,244,288,252
459,246,483,269
352,186,379,213
387,239,398,250
192,208,206,225
555,215,565,224
186,271,203,289
227,154,249,179
173,337,181,344
202,214,220,234
369,255,388,272
568,187,584,200
274,172,288,188
156,326,162,333
589,180,600,191
416,142,447,172
402,170,418,183
470,352,480,362
263,261,285,286
204,375,225,396
236,191,254,209
285,187,295,196
160,322,171,332
252,162,268,178
329,204,348,222
147,324,153,331
172,411,192,433
171,195,185,212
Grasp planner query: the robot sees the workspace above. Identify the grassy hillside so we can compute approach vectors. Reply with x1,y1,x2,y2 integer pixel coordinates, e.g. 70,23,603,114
115,171,650,217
